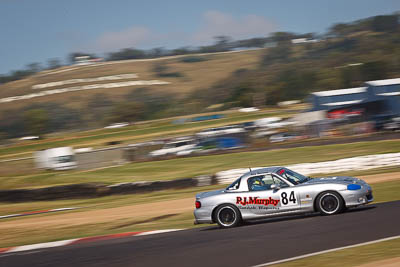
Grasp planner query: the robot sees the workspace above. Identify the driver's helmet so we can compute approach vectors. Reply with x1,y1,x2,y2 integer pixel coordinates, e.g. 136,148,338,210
253,179,261,185
251,178,264,190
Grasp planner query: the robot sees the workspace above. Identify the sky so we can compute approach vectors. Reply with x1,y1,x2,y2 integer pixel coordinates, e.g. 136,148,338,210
0,0,399,74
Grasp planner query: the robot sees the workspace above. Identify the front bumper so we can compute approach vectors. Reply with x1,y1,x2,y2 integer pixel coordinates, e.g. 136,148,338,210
342,186,373,207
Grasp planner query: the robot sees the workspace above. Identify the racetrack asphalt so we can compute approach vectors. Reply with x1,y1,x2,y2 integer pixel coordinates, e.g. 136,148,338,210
1,201,399,267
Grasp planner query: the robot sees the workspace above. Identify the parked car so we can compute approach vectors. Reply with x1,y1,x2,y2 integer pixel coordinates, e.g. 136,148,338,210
19,136,40,141
254,117,282,128
269,132,298,143
196,125,245,138
149,138,197,157
104,122,129,129
384,117,400,131
372,114,393,131
177,137,245,156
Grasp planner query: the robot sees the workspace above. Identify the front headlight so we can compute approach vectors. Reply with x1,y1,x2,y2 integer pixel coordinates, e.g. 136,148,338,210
347,184,362,190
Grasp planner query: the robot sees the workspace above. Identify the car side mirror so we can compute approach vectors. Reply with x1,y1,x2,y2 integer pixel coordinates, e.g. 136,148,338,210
271,184,280,190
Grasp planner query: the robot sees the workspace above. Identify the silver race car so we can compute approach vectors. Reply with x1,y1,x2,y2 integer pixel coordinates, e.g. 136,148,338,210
194,167,373,228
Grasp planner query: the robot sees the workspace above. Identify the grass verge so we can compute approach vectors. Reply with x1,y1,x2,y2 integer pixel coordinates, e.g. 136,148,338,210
0,184,222,215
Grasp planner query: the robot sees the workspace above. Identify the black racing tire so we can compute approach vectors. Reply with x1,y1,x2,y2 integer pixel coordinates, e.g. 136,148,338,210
316,191,344,216
214,204,242,228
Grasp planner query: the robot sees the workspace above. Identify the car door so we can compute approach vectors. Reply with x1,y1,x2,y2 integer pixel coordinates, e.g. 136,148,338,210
236,174,299,216
273,175,301,212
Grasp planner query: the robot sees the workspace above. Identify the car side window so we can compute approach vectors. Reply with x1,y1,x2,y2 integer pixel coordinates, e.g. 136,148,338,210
226,177,241,191
272,174,289,188
248,174,274,191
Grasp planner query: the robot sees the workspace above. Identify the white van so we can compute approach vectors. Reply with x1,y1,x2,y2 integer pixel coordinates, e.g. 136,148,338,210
34,147,77,170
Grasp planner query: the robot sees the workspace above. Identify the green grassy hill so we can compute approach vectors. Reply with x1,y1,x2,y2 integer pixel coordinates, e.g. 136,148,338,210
0,50,263,111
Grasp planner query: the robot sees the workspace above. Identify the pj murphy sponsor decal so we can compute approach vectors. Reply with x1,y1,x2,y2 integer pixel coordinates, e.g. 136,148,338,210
236,197,280,206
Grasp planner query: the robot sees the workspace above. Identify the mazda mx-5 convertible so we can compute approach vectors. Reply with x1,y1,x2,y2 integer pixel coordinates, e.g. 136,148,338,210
194,167,373,228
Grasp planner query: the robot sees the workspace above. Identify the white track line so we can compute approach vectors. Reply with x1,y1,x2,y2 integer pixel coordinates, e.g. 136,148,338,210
7,239,78,253
135,229,183,236
0,229,185,254
0,214,20,219
50,207,81,212
251,235,400,267
0,207,81,219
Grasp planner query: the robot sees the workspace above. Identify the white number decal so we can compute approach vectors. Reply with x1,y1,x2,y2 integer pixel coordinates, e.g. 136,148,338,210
280,191,298,206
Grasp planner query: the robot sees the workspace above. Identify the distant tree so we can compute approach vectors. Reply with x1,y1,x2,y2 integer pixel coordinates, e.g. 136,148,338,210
197,45,219,53
26,62,42,74
0,131,8,144
107,48,146,61
213,35,233,51
270,32,296,44
0,109,24,138
235,37,269,48
371,15,399,32
214,35,232,47
229,82,253,105
88,94,113,109
45,105,83,131
108,102,145,123
171,47,191,55
152,63,168,74
86,94,113,125
148,47,166,58
360,61,388,81
196,36,233,53
0,75,9,84
23,109,49,136
0,65,39,84
274,68,316,100
179,56,208,63
47,58,62,70
328,23,349,37
261,44,292,65
339,64,363,88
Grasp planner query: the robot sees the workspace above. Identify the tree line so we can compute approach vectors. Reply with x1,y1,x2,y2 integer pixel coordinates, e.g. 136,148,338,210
191,14,400,108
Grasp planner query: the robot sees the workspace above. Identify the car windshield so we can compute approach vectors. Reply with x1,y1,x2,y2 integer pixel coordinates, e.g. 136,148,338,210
57,155,74,163
276,168,309,185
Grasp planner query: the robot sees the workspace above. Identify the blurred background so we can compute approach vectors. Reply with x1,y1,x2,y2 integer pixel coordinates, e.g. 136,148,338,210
0,1,400,266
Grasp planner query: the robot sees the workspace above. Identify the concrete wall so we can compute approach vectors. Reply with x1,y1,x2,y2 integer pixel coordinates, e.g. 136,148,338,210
215,152,400,184
75,147,126,171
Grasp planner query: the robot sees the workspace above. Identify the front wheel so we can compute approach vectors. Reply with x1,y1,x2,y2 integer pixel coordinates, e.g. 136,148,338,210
215,204,242,228
316,191,344,215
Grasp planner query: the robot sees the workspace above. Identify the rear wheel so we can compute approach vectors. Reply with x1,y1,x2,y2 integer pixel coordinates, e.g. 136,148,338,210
215,204,241,228
316,191,344,215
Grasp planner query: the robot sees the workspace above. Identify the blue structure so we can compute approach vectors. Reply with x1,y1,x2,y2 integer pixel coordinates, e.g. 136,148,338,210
198,137,243,150
191,114,224,122
217,137,243,149
309,78,400,118
366,78,400,116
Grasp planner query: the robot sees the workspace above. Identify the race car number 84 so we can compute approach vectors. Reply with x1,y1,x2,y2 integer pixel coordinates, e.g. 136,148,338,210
280,191,297,206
